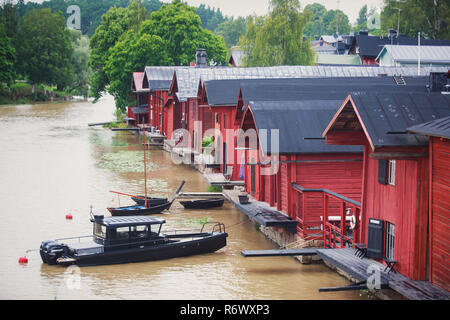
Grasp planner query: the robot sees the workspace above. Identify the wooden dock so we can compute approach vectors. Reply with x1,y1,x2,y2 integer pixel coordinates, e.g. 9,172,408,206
241,248,317,257
222,189,298,234
317,248,450,300
204,173,244,187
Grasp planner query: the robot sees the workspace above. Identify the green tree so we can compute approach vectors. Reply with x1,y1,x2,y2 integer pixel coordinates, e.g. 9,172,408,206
88,6,132,101
104,30,169,111
0,23,15,85
357,5,368,26
215,17,247,48
0,0,18,39
381,0,450,39
67,29,91,98
14,8,73,91
304,3,327,39
141,0,227,66
239,0,314,66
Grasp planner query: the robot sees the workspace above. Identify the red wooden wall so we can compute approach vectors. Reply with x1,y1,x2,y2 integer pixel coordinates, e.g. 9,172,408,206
361,144,429,280
429,137,450,291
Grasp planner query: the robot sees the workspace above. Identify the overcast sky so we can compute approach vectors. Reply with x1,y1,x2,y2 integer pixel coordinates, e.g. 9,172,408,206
22,0,387,25
161,0,386,24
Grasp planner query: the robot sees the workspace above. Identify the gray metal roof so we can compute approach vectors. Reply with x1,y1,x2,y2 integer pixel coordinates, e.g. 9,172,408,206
143,66,185,92
203,76,429,106
247,99,363,155
377,45,450,64
407,115,450,139
131,107,149,115
176,65,449,101
98,216,166,227
349,92,450,148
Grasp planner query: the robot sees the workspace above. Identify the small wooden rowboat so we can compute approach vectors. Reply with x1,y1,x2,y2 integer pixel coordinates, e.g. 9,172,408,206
108,181,185,216
131,197,168,207
108,201,173,216
179,198,224,209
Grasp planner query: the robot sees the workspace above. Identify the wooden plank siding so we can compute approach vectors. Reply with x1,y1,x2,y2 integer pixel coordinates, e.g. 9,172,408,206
361,145,429,280
430,137,450,291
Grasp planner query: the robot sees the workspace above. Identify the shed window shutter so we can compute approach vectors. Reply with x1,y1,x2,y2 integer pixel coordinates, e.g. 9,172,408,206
378,160,388,185
367,218,384,259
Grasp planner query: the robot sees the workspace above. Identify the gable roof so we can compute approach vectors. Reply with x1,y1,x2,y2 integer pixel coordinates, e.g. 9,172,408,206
351,35,450,58
407,115,450,139
377,45,450,64
245,99,363,155
143,66,185,92
325,92,450,149
132,72,147,93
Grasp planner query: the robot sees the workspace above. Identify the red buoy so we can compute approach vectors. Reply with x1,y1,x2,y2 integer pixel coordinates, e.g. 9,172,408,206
65,214,73,220
18,256,28,264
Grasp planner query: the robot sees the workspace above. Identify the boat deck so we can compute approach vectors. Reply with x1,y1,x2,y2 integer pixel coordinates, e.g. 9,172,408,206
317,248,450,300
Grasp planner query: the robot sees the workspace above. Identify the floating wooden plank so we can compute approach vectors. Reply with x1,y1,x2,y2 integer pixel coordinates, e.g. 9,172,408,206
241,248,317,257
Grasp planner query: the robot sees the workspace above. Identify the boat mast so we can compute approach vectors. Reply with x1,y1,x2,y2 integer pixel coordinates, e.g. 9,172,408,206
143,135,148,207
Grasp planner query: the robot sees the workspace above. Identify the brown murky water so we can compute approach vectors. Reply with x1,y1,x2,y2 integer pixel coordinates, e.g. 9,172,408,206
0,95,366,300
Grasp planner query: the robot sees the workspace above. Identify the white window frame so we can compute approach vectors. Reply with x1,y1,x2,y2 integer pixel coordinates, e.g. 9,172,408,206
388,160,396,186
385,222,395,260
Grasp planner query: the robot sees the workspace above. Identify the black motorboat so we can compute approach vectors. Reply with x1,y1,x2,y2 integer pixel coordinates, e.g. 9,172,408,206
131,196,168,207
180,198,225,209
107,181,185,216
40,214,228,267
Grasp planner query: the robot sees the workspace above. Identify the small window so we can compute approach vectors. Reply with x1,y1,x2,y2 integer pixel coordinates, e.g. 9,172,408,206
94,223,106,239
385,222,395,260
223,114,227,129
116,227,130,240
388,160,396,186
130,225,149,239
193,102,196,120
216,113,220,124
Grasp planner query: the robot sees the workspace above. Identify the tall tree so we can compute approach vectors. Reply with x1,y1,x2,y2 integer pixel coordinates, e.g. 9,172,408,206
140,0,227,66
304,3,327,39
381,0,450,39
88,6,132,101
67,29,91,98
239,0,314,66
0,23,15,85
357,5,368,26
104,30,169,111
215,17,247,49
14,8,73,90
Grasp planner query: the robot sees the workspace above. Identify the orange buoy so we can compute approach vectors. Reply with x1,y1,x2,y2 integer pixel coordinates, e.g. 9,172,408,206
18,256,28,264
65,214,73,220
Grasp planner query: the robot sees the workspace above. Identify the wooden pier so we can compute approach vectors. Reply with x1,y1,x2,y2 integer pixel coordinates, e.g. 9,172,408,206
317,248,450,300
222,189,298,234
241,248,318,257
204,173,244,187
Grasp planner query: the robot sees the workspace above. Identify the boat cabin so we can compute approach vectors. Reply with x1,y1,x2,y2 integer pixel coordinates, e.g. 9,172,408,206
91,215,166,246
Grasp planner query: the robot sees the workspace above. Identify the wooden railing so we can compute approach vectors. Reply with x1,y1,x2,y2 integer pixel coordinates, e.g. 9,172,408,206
291,183,361,248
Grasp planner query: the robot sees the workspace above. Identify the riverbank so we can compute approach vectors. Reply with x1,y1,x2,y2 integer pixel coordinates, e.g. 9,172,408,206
0,82,83,106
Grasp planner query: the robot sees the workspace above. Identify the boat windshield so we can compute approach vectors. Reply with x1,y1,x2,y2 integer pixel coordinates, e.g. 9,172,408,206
94,222,107,239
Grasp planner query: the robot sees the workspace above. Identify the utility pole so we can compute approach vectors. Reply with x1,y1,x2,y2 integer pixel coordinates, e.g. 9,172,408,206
336,0,340,35
395,0,405,37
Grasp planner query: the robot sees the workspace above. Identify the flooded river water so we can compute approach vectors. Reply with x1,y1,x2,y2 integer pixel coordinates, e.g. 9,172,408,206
0,95,366,300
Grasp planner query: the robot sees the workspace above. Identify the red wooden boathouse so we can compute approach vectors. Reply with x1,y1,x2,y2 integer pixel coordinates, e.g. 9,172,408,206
128,72,149,124
323,91,450,281
408,115,450,291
